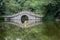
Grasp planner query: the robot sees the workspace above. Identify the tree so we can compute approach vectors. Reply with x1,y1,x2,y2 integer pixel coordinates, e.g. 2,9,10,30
0,0,5,15
43,1,60,21
0,0,54,15
3,0,20,15
23,0,53,14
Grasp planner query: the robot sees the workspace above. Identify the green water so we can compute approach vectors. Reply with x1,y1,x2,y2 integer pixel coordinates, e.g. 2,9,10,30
0,21,60,40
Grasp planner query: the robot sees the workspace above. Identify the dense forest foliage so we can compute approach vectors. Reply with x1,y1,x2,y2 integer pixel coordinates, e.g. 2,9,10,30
0,0,60,21
43,0,60,21
0,0,53,15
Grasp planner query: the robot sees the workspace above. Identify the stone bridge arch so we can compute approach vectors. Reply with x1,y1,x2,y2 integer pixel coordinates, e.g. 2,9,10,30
4,11,43,22
4,11,43,28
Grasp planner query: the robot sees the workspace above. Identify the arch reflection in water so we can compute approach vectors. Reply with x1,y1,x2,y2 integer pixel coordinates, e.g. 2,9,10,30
7,19,41,28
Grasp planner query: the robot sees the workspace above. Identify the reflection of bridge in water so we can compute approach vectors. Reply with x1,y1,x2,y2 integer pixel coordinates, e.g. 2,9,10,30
5,19,42,28
3,11,43,28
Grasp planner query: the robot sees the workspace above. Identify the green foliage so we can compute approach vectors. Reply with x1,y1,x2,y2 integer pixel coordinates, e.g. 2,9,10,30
43,2,60,21
3,0,20,15
0,0,5,15
23,0,53,14
0,0,54,15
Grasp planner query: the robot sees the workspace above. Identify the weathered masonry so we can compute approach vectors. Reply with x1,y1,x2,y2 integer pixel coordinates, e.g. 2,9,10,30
4,11,43,28
5,11,43,21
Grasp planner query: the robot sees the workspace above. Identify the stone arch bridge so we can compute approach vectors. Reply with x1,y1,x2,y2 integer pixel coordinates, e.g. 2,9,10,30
4,11,43,28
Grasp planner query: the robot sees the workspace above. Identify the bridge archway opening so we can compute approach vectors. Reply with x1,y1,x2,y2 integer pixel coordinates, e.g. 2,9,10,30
21,15,29,23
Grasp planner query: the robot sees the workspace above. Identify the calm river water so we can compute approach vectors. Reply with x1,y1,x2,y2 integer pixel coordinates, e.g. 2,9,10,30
0,20,60,40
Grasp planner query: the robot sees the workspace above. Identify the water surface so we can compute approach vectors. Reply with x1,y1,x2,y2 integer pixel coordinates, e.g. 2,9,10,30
0,20,60,40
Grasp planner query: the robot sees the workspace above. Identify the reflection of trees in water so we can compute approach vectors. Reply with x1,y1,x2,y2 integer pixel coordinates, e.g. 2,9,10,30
0,22,31,40
0,21,60,40
42,21,60,39
0,22,6,40
0,28,6,40
0,23,15,40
